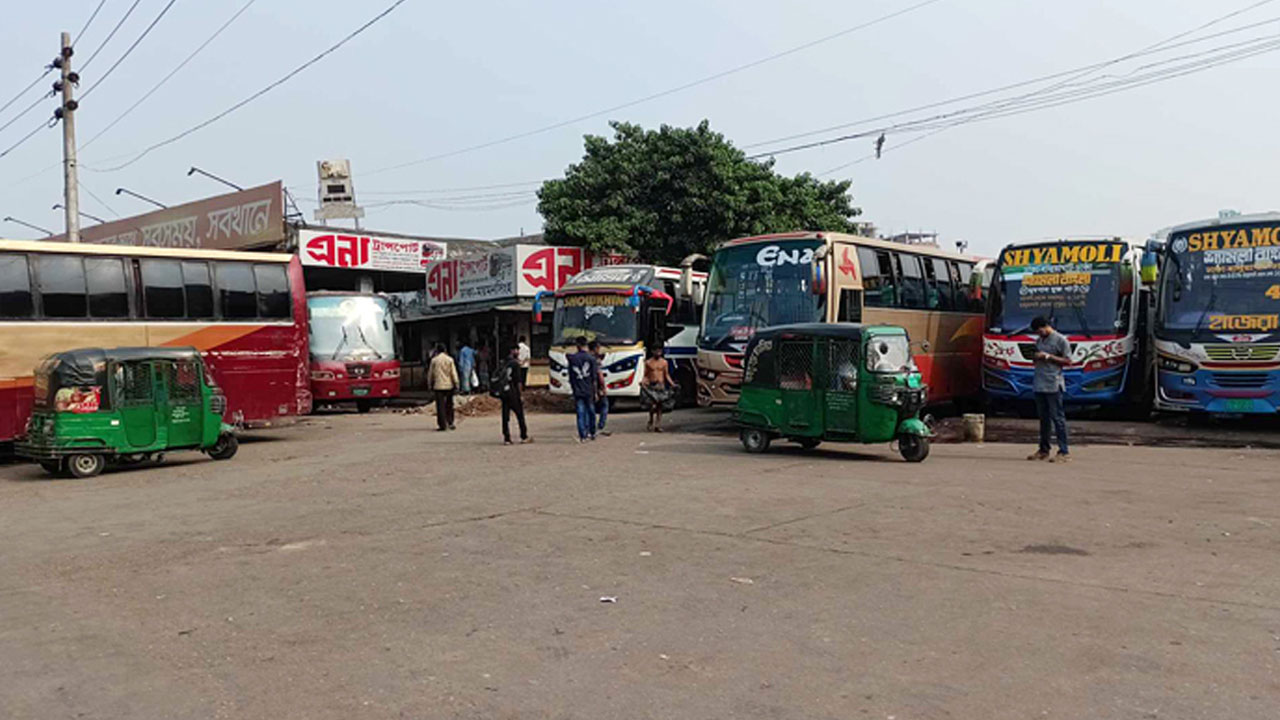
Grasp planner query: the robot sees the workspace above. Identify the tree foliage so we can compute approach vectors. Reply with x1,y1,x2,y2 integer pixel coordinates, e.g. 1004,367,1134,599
538,121,861,266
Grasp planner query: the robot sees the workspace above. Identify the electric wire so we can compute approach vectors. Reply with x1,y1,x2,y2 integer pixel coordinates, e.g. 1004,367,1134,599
77,179,120,218
80,0,180,101
73,0,110,46
82,0,410,173
80,0,260,151
79,0,143,72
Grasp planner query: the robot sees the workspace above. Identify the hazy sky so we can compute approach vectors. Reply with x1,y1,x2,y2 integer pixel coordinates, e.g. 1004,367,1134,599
2,0,1278,256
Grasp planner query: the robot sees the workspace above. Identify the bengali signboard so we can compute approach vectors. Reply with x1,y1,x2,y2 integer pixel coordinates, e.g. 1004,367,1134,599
1167,222,1280,333
999,242,1126,312
515,245,629,296
425,248,518,307
299,229,446,274
47,182,283,250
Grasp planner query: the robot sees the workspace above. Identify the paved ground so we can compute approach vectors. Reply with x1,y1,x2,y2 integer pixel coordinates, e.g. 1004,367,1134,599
2,406,1278,719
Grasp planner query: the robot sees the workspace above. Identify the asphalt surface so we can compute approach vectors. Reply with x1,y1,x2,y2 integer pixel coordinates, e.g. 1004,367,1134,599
2,407,1278,719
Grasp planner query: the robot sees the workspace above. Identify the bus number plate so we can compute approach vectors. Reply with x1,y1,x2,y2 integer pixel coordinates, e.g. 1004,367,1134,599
1226,398,1254,412
352,387,370,396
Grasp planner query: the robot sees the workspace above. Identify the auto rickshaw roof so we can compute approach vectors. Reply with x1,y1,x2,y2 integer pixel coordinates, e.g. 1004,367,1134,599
48,346,202,365
749,323,906,342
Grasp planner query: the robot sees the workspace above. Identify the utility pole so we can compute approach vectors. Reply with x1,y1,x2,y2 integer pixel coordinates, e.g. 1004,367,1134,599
55,31,81,243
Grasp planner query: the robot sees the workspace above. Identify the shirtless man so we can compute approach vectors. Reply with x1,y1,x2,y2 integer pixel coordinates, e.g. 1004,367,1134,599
642,346,674,432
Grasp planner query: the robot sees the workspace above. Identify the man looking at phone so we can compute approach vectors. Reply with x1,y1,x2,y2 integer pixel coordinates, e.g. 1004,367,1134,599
1027,315,1072,462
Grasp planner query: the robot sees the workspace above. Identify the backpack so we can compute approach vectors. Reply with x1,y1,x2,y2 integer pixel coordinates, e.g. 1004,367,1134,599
489,363,511,399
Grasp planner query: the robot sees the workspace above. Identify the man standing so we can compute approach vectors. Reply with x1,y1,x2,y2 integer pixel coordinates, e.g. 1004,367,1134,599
566,336,600,442
641,346,675,433
516,335,531,387
428,342,458,432
497,345,531,445
1028,316,1072,462
457,341,475,395
588,339,611,437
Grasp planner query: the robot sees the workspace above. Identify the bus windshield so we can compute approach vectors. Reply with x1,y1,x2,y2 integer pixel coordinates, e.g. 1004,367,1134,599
309,296,395,360
1159,231,1280,335
553,293,636,345
987,243,1129,337
701,240,825,350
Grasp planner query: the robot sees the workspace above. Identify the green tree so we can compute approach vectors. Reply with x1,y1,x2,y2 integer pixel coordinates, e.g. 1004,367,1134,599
538,121,860,265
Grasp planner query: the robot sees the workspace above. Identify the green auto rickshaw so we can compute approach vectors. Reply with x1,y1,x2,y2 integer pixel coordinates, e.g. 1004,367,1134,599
734,323,932,462
16,347,238,478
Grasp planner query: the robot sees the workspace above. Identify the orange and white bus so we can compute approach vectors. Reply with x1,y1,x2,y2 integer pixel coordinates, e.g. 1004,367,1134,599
0,240,311,444
697,231,987,407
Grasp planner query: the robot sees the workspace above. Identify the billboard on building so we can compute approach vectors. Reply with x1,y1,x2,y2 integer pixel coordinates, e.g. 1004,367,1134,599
46,181,283,250
299,229,447,273
516,245,628,296
424,248,517,307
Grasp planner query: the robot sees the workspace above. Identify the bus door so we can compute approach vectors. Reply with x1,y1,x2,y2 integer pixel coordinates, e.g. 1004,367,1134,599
645,301,667,349
778,340,816,431
824,338,860,437
118,361,158,448
160,359,204,448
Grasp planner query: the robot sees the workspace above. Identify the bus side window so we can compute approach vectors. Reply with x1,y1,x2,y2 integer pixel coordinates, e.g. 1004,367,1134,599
0,253,34,319
955,261,978,312
859,247,898,308
182,261,214,319
215,262,258,319
837,288,862,322
141,259,185,319
86,257,129,318
253,264,291,319
36,255,88,318
929,258,954,311
895,253,926,309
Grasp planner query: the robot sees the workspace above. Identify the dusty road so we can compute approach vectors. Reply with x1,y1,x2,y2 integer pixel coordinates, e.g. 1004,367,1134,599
2,407,1278,719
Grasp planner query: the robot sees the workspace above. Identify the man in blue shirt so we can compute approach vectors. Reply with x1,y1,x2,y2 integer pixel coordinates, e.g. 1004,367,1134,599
566,336,601,442
457,342,475,395
1028,316,1072,462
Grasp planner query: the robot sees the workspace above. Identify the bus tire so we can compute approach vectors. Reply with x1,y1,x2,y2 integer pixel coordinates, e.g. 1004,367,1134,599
898,435,930,463
356,399,372,414
740,428,771,454
67,453,106,478
209,433,238,461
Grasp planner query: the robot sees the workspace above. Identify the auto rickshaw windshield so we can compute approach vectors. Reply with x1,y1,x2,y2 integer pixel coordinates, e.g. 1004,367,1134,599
866,335,912,373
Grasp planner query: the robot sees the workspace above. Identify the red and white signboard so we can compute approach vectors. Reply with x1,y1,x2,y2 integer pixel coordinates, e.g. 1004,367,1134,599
515,245,628,296
424,244,631,308
299,229,446,274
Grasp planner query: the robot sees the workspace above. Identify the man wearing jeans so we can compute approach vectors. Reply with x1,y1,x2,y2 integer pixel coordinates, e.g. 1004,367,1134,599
566,336,600,443
1028,315,1072,462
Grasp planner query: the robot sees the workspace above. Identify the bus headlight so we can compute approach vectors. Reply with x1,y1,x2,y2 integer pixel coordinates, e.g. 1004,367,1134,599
1158,357,1196,374
700,368,718,380
548,358,565,373
606,355,640,373
379,368,400,379
311,370,336,381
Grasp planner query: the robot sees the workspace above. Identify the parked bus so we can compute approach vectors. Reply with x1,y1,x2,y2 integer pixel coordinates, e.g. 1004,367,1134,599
697,231,986,407
537,264,706,404
307,291,400,413
982,239,1154,412
0,239,310,445
1152,212,1280,414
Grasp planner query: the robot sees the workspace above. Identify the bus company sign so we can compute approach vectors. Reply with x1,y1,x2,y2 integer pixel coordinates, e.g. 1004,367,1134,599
299,229,447,274
425,249,517,307
517,246,628,295
47,182,284,250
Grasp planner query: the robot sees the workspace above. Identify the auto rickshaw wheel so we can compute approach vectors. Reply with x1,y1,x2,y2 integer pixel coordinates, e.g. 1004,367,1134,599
740,428,771,454
898,435,930,463
39,459,64,476
356,399,372,414
797,438,821,450
67,453,106,478
209,433,239,461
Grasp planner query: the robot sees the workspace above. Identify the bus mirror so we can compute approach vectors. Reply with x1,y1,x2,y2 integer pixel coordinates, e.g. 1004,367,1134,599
1119,263,1134,296
692,282,705,306
811,254,827,296
1140,250,1159,286
679,253,707,299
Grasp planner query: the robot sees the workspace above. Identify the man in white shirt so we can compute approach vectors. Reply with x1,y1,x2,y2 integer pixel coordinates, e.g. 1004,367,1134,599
516,335,531,386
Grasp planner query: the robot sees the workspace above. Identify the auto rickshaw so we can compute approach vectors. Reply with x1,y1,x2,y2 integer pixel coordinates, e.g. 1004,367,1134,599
16,347,238,478
734,323,932,462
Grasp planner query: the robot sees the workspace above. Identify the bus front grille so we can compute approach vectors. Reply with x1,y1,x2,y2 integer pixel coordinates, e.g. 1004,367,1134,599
1211,372,1269,388
1018,343,1037,361
1203,344,1280,362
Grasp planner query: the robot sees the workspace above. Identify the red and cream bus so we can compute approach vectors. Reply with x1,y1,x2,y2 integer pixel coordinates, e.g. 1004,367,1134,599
307,291,400,413
0,239,310,444
697,231,987,407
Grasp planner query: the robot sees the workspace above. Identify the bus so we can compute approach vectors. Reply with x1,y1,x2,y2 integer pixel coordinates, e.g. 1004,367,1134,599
982,239,1154,411
1153,212,1280,414
697,231,986,407
0,239,310,445
307,292,400,413
538,264,706,404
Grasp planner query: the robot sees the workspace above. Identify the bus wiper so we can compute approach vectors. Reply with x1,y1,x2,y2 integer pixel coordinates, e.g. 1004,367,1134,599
355,324,383,359
1192,282,1218,338
332,325,351,360
1069,304,1093,338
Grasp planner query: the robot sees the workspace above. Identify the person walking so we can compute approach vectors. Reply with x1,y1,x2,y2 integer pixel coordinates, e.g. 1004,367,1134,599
496,345,532,445
428,342,458,431
1027,316,1072,462
517,335,531,386
457,341,476,395
641,346,674,432
588,340,611,437
566,336,600,442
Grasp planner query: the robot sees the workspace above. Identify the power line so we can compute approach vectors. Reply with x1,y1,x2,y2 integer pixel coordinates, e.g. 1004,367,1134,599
361,0,948,177
0,91,54,136
0,121,53,161
80,0,144,72
83,0,411,173
358,179,546,196
81,0,181,101
0,73,53,120
78,179,120,218
80,0,260,151
74,0,110,46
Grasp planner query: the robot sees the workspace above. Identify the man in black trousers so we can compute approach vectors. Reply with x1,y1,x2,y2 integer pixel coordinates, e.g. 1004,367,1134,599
498,345,531,445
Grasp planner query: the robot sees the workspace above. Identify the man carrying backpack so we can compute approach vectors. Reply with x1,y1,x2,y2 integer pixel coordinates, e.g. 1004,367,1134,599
493,344,531,446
